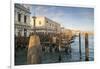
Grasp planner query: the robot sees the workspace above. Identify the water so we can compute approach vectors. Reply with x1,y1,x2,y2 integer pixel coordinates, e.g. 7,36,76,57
15,35,94,65
42,34,94,63
71,35,94,61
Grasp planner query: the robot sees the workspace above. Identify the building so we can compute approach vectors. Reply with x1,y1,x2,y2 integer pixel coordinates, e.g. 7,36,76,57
30,16,61,34
14,4,31,37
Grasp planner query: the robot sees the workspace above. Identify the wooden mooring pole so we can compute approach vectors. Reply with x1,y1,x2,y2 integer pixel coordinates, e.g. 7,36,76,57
58,33,62,62
85,33,89,61
79,33,82,60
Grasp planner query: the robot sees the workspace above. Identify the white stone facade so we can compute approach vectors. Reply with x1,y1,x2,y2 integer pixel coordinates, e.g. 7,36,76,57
30,16,61,34
14,4,31,37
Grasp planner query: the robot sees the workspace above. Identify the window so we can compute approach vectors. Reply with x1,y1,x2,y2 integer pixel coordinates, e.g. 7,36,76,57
24,15,27,23
46,21,48,23
39,21,41,25
18,13,21,22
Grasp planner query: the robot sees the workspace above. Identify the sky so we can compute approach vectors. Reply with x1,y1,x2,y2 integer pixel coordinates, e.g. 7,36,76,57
30,4,94,32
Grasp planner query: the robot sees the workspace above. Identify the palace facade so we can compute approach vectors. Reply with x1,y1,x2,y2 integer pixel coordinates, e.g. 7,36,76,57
14,4,31,37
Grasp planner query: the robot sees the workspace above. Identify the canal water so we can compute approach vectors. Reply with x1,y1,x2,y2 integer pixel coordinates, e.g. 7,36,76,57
15,35,94,65
41,35,94,63
71,35,94,61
